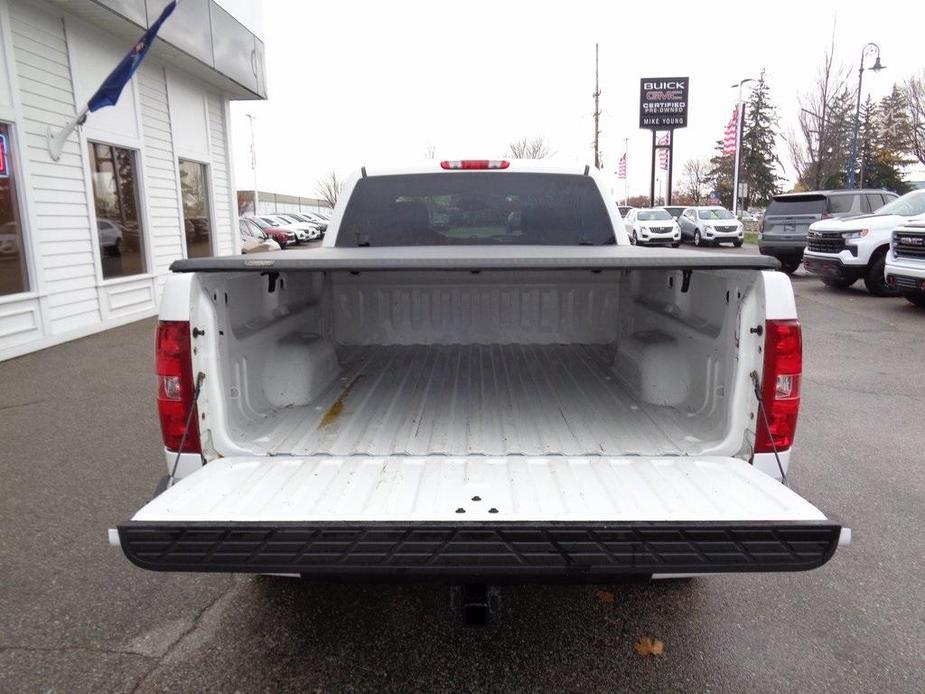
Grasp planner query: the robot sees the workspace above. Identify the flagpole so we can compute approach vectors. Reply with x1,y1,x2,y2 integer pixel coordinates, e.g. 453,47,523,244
47,105,89,162
623,138,628,205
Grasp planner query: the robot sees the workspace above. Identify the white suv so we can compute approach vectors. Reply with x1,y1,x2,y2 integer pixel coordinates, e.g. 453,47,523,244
803,190,925,296
678,206,744,247
624,207,681,247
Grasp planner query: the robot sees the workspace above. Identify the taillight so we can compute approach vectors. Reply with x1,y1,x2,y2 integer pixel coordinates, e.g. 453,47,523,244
820,212,832,220
155,320,201,453
755,319,802,453
440,160,510,170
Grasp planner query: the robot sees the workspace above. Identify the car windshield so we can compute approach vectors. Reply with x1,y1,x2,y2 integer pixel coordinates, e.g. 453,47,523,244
638,209,672,221
336,172,615,247
874,190,925,216
250,217,271,229
698,208,734,220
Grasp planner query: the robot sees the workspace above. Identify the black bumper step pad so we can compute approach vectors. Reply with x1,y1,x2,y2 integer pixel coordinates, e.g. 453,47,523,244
119,521,840,580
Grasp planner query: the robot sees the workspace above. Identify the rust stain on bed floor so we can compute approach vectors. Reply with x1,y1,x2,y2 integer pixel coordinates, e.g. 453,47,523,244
319,375,362,428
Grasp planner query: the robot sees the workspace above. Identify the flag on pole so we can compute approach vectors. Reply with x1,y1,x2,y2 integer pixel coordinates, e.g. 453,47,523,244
47,0,178,160
723,106,739,155
617,152,626,179
657,133,669,170
87,1,177,112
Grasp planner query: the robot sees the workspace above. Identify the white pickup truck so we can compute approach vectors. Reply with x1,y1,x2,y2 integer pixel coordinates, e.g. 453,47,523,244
114,160,845,601
885,220,925,307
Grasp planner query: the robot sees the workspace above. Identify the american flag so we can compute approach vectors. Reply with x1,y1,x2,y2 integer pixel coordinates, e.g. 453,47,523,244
723,106,739,155
617,152,626,179
657,133,669,170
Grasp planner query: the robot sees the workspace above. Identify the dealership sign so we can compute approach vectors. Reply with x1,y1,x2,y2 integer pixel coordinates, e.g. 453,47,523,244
639,77,689,129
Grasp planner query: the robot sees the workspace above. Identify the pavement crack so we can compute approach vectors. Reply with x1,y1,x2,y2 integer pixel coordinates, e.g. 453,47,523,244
128,576,247,693
0,398,46,412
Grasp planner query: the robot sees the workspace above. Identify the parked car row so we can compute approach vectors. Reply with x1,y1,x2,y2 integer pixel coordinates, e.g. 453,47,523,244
238,211,333,252
758,189,897,275
620,205,743,248
751,187,925,308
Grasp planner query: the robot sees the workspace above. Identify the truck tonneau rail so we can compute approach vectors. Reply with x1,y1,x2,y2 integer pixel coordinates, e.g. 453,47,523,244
119,520,840,581
169,246,780,273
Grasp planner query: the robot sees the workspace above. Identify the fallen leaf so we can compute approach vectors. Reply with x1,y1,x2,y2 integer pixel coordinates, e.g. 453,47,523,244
594,589,615,604
633,636,665,656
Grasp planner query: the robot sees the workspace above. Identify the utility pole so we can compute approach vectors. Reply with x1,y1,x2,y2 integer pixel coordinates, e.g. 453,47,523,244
731,78,754,216
593,43,601,169
246,113,259,215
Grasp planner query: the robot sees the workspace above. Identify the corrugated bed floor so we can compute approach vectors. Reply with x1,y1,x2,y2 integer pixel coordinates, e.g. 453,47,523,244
242,344,708,457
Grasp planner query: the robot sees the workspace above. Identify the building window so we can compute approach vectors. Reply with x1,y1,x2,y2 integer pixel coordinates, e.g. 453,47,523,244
0,123,29,297
88,142,146,279
179,160,212,258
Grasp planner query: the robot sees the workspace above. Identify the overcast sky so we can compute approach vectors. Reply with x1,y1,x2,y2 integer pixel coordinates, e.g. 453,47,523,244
229,0,924,202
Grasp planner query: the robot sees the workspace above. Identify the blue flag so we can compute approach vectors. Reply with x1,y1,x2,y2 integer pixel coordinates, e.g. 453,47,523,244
86,1,177,112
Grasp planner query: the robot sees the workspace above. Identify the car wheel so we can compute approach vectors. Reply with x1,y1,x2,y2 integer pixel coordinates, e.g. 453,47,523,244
631,231,638,246
694,230,702,247
903,290,925,308
778,258,801,275
733,240,743,248
671,242,680,248
863,253,901,297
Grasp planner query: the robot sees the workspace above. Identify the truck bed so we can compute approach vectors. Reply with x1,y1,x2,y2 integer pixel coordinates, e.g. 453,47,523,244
236,343,708,457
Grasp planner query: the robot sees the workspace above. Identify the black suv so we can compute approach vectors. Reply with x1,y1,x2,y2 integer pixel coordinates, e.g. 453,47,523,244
759,189,898,274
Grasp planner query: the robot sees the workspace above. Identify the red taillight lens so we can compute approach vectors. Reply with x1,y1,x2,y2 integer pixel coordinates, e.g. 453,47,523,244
755,319,802,453
155,320,201,453
440,159,510,170
820,212,832,220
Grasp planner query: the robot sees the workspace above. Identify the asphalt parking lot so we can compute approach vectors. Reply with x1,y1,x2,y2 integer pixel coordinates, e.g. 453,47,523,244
2,251,924,693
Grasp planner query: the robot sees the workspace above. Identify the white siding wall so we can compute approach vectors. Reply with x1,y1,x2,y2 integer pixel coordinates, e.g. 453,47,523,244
138,63,183,293
207,93,234,256
8,2,100,337
0,0,239,361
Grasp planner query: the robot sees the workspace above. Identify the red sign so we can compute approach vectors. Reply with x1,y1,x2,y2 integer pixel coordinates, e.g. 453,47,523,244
0,133,8,178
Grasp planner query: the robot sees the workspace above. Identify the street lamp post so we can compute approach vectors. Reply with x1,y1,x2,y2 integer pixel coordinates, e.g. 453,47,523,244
731,78,755,216
847,43,885,188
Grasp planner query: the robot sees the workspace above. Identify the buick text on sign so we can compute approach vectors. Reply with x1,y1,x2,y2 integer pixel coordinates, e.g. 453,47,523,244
639,77,689,129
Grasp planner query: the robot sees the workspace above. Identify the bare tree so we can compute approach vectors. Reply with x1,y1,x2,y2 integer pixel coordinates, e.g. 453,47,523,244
315,170,343,209
681,158,709,205
506,136,552,159
905,72,925,166
786,34,854,190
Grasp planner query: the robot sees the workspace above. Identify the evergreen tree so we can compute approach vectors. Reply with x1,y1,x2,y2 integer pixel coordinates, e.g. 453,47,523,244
857,96,878,188
860,85,913,193
739,70,784,207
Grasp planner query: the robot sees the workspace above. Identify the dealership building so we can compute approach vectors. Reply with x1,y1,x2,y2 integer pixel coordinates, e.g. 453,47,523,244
0,0,265,361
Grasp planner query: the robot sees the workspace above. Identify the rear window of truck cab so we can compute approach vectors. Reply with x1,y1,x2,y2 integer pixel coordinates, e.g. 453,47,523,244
335,172,615,246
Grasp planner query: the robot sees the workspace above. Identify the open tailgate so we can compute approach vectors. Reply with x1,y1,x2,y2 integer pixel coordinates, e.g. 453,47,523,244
119,456,841,581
